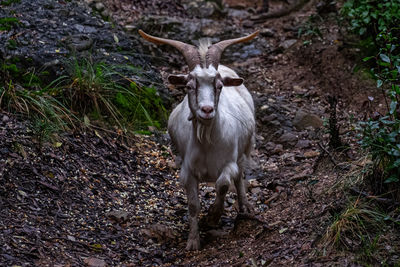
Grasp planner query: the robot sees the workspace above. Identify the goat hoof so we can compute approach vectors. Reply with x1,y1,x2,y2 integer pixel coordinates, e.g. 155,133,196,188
206,205,223,227
240,202,255,215
186,237,200,250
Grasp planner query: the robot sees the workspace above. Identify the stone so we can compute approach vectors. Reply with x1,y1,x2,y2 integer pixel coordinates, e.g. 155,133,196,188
251,187,262,194
2,115,9,122
278,132,298,146
84,257,106,267
272,144,283,154
94,2,105,11
260,28,275,37
304,150,320,158
279,39,297,50
295,139,311,148
261,113,277,122
293,110,323,130
265,141,276,151
223,0,262,9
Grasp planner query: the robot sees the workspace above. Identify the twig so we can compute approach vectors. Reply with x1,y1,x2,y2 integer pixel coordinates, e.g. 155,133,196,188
350,187,400,206
317,142,338,166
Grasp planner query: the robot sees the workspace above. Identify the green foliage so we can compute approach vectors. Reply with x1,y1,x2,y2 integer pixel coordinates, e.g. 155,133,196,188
65,59,167,130
298,14,323,39
0,17,20,31
0,0,21,6
324,198,386,249
7,39,17,50
342,0,400,193
0,81,75,132
360,116,400,184
1,57,167,141
342,0,400,37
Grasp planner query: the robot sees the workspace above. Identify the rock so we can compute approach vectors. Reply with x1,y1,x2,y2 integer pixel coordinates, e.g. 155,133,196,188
184,1,218,18
94,2,105,11
101,9,110,18
293,110,323,130
223,0,262,9
265,141,276,151
278,132,298,146
260,28,275,37
295,139,311,148
272,144,283,154
251,187,262,194
261,113,277,122
84,257,106,267
304,150,320,158
248,179,261,187
293,85,308,94
107,210,129,224
279,39,297,50
2,115,9,122
140,224,177,243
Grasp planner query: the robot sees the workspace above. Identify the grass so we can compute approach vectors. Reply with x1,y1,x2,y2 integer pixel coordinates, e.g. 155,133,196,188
0,17,20,31
323,198,386,250
63,58,167,130
0,57,167,141
0,0,21,6
0,81,76,130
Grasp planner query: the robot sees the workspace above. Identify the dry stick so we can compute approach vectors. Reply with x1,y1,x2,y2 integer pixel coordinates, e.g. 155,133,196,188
317,142,338,166
349,187,400,206
251,0,312,22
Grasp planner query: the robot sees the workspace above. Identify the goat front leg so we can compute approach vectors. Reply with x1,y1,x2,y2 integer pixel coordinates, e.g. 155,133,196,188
184,176,201,250
207,163,237,226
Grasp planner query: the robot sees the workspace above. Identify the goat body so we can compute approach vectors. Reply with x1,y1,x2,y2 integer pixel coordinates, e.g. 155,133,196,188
168,65,255,250
138,29,258,250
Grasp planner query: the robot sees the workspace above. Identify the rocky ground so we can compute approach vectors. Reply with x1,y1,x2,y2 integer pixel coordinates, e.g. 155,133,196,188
1,0,399,266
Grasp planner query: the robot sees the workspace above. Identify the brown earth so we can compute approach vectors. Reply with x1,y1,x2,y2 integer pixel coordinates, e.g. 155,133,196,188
1,0,399,266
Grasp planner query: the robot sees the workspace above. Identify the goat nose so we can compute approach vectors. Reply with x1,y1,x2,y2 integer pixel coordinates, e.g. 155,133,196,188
201,106,214,114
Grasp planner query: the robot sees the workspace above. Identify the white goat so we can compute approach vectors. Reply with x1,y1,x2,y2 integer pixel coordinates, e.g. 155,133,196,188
139,30,258,250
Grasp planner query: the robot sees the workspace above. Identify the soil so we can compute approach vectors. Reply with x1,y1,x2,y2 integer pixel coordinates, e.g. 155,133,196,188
1,0,399,266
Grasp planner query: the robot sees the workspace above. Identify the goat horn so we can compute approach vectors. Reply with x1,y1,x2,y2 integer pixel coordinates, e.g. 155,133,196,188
206,31,259,68
138,30,201,71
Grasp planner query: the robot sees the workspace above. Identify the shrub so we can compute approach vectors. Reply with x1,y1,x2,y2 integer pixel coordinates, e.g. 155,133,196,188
342,0,400,198
0,57,167,139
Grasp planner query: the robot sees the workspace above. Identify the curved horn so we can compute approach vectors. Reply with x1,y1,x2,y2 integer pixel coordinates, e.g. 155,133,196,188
138,30,201,71
206,31,259,68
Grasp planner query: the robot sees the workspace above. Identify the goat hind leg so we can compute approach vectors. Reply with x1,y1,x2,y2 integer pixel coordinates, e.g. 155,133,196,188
234,169,254,214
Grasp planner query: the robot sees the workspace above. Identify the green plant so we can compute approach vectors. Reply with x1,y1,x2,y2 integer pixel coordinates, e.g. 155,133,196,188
0,17,20,31
298,14,323,39
0,81,75,131
342,0,400,37
64,59,167,130
0,0,21,6
323,198,385,249
342,0,400,198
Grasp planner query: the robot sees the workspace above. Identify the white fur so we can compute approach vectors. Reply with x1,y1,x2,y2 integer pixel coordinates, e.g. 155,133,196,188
168,64,255,250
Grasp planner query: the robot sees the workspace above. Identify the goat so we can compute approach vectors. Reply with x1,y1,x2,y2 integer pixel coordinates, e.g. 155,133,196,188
139,29,258,250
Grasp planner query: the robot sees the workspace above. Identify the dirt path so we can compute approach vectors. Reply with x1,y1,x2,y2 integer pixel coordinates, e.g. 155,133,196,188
1,0,394,266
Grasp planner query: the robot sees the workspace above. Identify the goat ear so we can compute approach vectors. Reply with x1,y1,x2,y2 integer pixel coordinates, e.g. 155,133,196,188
168,74,188,86
222,77,244,87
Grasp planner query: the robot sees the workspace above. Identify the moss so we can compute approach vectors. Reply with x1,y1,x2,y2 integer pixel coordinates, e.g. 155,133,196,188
2,63,19,74
0,17,20,31
23,73,42,88
0,0,21,6
7,39,17,50
40,71,50,76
